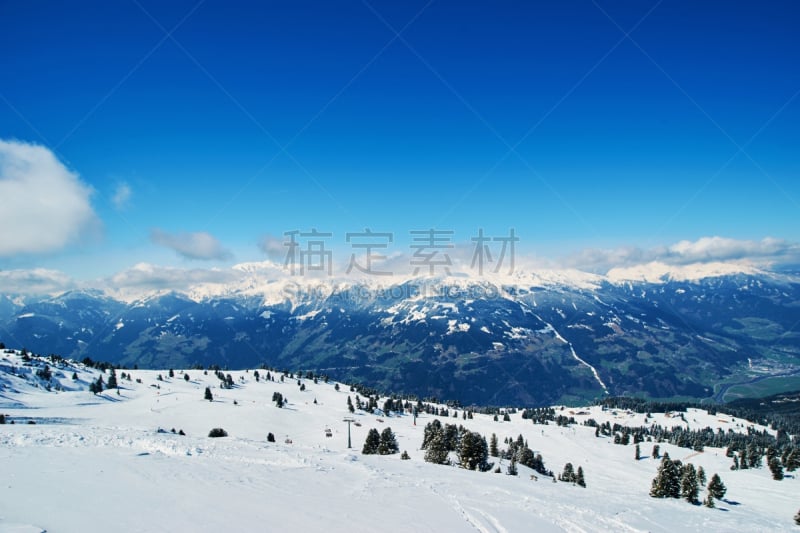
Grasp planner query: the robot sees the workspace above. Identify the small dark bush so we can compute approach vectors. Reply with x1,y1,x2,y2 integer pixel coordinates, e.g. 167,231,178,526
267,432,275,442
208,427,228,438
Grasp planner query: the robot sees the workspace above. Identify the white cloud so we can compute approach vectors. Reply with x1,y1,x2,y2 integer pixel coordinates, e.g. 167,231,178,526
111,182,132,210
150,228,232,261
562,236,800,273
0,268,76,295
107,262,236,289
258,234,286,262
0,139,99,256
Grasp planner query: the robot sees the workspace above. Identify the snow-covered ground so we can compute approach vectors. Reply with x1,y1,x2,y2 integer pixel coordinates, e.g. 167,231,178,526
1,350,797,532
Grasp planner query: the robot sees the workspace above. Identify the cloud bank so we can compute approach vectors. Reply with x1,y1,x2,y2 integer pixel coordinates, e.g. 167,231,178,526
0,139,98,256
562,236,800,273
150,229,232,261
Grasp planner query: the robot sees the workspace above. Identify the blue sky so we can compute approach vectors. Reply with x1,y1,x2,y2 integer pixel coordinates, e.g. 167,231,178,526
1,0,799,289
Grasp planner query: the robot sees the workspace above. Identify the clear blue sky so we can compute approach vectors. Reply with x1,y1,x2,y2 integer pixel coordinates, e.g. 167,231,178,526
1,0,799,281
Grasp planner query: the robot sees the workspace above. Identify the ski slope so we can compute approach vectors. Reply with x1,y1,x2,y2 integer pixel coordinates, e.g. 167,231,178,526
0,350,797,532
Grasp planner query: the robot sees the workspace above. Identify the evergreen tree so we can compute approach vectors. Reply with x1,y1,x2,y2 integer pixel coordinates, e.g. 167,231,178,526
680,464,699,504
401,450,410,460
635,443,640,460
784,449,800,472
768,456,784,480
362,428,381,455
458,430,490,471
507,455,518,476
347,396,355,413
650,453,680,498
560,462,575,483
703,494,715,508
107,369,118,390
652,444,660,459
697,466,706,486
489,433,499,458
707,474,727,501
424,426,450,465
72,372,78,380
169,369,174,378
575,466,586,487
378,427,399,455
272,391,284,407
184,373,190,382
794,509,800,525
204,387,213,401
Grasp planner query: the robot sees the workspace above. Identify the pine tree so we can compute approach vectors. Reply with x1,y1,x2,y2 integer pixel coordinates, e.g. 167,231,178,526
680,464,699,504
378,427,399,455
507,455,518,476
560,462,575,483
703,494,715,508
635,443,640,461
204,387,213,401
707,473,727,501
458,430,490,471
489,433,499,458
652,444,660,459
347,396,355,413
784,448,800,472
107,369,118,390
575,466,586,487
424,427,450,465
650,453,680,498
362,428,381,455
768,456,784,480
794,508,800,525
697,466,706,486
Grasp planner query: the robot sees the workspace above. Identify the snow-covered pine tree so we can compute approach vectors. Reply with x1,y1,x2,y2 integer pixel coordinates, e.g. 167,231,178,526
204,387,213,401
650,453,680,498
697,466,706,486
680,464,699,504
424,427,450,465
575,466,586,488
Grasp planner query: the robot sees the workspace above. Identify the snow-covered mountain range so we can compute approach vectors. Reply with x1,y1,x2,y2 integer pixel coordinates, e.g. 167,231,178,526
2,265,799,405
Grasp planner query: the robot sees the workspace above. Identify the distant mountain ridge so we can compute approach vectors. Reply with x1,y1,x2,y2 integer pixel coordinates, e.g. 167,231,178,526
2,267,799,406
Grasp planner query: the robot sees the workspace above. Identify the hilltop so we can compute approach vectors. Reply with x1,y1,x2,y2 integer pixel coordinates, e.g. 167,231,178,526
1,348,798,532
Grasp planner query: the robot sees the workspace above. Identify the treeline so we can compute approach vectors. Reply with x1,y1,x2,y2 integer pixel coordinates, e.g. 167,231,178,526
595,395,800,436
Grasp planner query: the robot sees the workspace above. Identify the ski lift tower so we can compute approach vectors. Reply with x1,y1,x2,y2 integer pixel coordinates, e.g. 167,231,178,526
343,417,355,448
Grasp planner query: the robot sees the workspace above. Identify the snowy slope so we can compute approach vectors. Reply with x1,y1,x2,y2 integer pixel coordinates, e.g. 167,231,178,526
0,350,798,532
